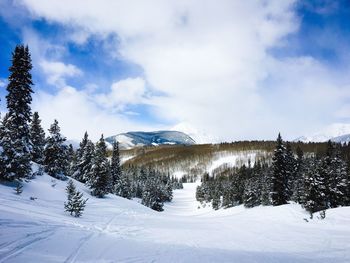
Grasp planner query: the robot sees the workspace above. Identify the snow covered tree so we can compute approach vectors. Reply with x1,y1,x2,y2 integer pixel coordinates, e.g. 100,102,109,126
324,144,349,208
88,135,110,198
30,112,45,164
243,162,262,208
285,142,296,199
115,174,132,199
111,141,122,193
142,179,164,211
211,186,221,210
66,144,76,177
74,132,94,183
291,146,305,203
1,45,33,181
44,120,67,180
0,114,8,181
302,158,327,215
64,179,87,217
271,133,288,206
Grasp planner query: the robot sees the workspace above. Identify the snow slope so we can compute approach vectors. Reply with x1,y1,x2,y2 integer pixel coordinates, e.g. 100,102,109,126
1,174,350,262
208,151,259,175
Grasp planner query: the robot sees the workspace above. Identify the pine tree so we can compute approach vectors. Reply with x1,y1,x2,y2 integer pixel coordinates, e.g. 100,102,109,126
285,142,296,199
327,145,349,208
260,164,272,206
111,141,122,193
64,179,87,217
66,144,76,177
30,112,45,164
211,185,221,210
74,132,94,183
0,114,8,180
88,135,110,198
116,174,132,199
271,133,288,206
1,45,33,181
142,178,164,211
291,146,305,203
302,158,327,215
243,162,262,208
44,120,67,180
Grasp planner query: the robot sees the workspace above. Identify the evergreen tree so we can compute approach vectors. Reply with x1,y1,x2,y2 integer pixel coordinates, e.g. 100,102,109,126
111,141,122,193
44,120,67,180
285,142,296,199
66,144,76,177
0,114,8,180
243,162,262,208
74,132,94,183
211,185,221,210
88,135,110,198
302,158,327,215
271,133,288,206
64,179,87,217
291,146,305,203
1,45,33,181
142,178,164,211
116,174,132,199
30,112,45,164
326,145,349,208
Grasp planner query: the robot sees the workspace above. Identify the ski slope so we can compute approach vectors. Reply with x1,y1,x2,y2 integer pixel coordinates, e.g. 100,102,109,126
1,174,350,262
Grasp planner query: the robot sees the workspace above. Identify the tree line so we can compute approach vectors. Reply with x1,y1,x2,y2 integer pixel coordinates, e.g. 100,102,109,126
0,45,182,215
197,133,350,217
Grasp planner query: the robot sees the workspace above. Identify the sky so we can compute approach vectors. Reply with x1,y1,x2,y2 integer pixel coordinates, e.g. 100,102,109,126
0,0,350,142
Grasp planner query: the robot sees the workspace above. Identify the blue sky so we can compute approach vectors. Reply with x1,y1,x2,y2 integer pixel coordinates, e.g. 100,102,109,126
0,0,350,142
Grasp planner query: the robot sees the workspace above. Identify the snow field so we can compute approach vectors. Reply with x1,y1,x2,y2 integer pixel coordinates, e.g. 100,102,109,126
0,173,350,262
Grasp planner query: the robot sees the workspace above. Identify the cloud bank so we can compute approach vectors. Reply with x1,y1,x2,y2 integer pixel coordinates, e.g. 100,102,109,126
11,0,350,142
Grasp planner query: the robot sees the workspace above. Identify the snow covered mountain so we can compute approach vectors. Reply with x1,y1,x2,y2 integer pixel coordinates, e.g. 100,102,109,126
294,123,350,143
106,130,196,149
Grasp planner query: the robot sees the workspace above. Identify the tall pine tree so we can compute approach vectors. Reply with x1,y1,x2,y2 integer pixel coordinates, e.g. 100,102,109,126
88,135,110,198
74,132,94,183
271,133,288,206
1,45,33,181
30,112,46,164
111,141,122,194
44,120,67,180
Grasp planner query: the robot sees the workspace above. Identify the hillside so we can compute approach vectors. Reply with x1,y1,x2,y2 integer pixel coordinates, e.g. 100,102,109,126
1,173,350,262
120,141,329,177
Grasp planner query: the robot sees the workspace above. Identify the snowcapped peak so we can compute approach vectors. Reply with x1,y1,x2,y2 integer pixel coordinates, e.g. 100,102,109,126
170,122,215,144
294,123,350,143
106,130,196,149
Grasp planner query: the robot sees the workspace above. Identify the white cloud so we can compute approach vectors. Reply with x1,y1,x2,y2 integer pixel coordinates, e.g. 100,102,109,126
39,60,82,87
96,77,146,111
18,0,350,141
32,85,156,141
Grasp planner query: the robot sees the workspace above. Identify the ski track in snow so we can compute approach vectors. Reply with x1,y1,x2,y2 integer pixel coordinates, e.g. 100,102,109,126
0,228,56,262
1,173,350,262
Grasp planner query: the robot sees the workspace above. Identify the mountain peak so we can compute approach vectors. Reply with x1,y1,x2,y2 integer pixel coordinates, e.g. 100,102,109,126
106,130,196,149
294,123,350,143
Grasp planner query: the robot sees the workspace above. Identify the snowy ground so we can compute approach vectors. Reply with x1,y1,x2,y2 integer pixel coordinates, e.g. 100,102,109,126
207,151,263,175
1,175,350,262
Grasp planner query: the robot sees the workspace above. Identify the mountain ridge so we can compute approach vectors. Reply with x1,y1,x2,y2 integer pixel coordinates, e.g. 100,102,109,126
106,130,196,149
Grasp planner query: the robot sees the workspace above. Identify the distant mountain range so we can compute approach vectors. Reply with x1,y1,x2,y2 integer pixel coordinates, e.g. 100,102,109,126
294,123,350,144
106,130,196,149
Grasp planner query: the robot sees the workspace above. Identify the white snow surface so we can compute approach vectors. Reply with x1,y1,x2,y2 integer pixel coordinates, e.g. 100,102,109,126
1,174,350,262
208,151,258,175
114,134,145,149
